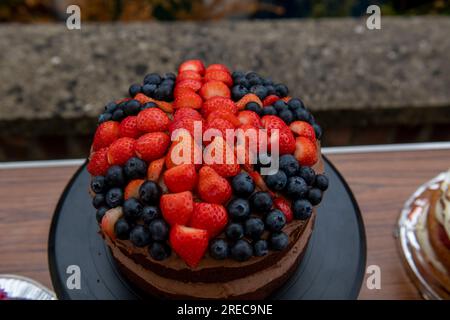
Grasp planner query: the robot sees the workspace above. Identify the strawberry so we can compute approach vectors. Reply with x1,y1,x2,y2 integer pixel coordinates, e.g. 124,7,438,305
101,207,123,240
147,157,165,182
173,89,202,109
204,70,233,87
238,110,262,128
178,60,205,75
269,128,296,155
169,117,204,139
249,171,270,193
235,143,256,172
197,166,232,204
201,97,237,117
261,115,289,135
136,132,170,162
274,197,293,223
282,96,292,102
134,93,152,105
154,100,174,113
175,79,203,92
263,94,280,106
190,203,228,238
166,130,202,169
160,191,194,226
206,110,240,127
119,116,140,139
203,136,240,177
176,70,203,82
169,224,208,268
236,94,262,110
163,164,198,193
87,148,109,176
294,136,318,166
124,179,144,200
289,121,316,142
136,108,170,133
204,118,235,142
205,63,230,74
199,80,231,100
107,137,136,165
173,108,202,122
92,121,120,151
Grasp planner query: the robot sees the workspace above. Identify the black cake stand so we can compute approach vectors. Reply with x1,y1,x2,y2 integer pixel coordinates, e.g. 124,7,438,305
48,156,366,300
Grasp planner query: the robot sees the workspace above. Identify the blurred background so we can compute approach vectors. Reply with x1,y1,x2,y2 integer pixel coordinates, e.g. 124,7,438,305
0,0,449,161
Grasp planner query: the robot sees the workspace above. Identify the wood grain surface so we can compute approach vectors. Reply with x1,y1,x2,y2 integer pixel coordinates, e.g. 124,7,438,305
1,149,449,299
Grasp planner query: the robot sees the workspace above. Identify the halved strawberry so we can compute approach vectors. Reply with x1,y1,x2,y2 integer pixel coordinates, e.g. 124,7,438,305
178,60,205,75
136,132,170,162
201,97,237,117
263,94,280,106
199,80,231,100
206,110,240,128
154,100,173,113
160,191,194,226
134,93,152,105
169,117,204,139
137,108,170,133
166,130,202,169
249,171,270,193
119,116,140,139
190,202,228,238
261,115,289,134
204,70,233,87
204,117,235,142
124,179,145,200
282,96,292,102
176,70,203,83
269,129,296,155
163,164,198,193
147,157,165,182
87,148,109,176
92,121,120,151
294,136,318,166
274,197,293,223
101,207,123,240
169,224,208,268
173,108,202,122
107,137,136,165
175,79,203,92
290,121,316,142
197,166,232,204
205,63,230,74
173,89,202,109
236,94,262,110
203,136,240,177
238,110,262,128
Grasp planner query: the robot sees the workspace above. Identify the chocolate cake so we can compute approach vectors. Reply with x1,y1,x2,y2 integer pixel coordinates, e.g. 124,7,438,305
87,60,328,299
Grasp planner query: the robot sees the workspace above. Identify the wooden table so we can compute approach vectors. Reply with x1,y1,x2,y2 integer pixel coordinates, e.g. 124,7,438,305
1,143,450,300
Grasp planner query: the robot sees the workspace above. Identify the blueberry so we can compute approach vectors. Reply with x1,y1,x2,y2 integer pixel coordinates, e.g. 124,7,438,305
245,102,262,116
292,199,313,220
231,240,253,262
143,73,161,85
142,83,157,96
244,218,265,240
225,223,244,241
275,83,289,97
298,166,315,185
227,198,251,222
139,181,161,205
129,225,151,247
279,154,299,177
265,85,276,95
98,113,112,124
141,206,160,224
308,188,323,205
262,78,273,86
112,108,125,121
314,174,329,191
163,72,176,81
246,71,260,79
231,85,249,101
273,100,288,113
105,188,124,208
106,165,125,187
232,71,245,79
148,219,169,241
234,77,250,88
265,209,286,232
250,192,273,213
250,85,268,100
270,232,289,250
278,109,294,124
231,172,255,197
92,193,105,209
294,108,312,123
141,102,158,111
129,84,142,97
288,98,304,110
91,176,106,193
124,99,141,116
253,239,269,256
148,242,171,261
96,207,108,223
124,157,147,180
209,239,229,260
261,106,277,116
104,102,118,113
312,123,322,139
153,85,172,101
123,198,143,220
114,218,131,240
160,78,174,86
248,76,262,86
264,171,287,191
285,176,308,199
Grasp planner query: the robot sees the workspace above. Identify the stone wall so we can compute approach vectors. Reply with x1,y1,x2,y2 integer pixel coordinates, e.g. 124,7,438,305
1,17,450,160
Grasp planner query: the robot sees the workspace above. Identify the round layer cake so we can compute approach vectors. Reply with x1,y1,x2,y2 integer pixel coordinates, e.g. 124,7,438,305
87,60,329,299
